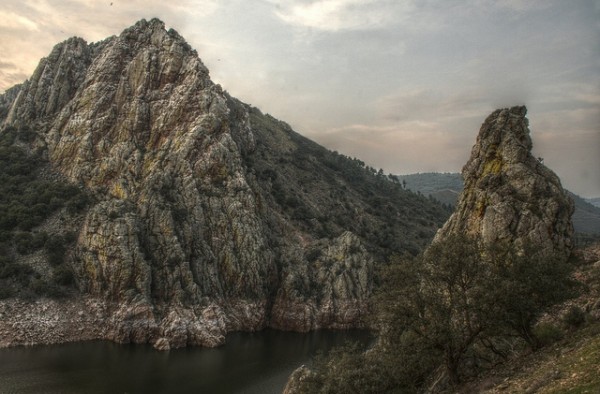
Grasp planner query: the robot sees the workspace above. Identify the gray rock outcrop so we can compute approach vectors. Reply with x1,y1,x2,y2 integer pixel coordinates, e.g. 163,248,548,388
435,106,574,257
0,19,447,349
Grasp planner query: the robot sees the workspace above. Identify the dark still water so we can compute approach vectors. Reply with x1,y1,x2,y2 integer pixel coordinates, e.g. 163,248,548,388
0,329,371,394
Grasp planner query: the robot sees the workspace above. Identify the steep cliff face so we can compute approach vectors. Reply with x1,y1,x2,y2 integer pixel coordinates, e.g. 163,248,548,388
435,106,574,257
0,19,448,349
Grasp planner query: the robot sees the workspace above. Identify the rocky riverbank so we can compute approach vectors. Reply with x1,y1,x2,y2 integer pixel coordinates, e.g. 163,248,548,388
0,297,106,348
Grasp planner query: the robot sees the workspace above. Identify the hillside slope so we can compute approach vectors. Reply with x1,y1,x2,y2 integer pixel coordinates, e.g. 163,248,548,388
0,19,449,350
457,243,600,393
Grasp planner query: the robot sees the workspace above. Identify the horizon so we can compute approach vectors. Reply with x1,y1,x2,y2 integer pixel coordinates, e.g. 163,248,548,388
0,1,598,197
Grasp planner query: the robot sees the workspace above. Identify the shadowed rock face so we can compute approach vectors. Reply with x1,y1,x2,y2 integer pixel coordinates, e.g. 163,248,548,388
0,19,448,349
435,106,574,257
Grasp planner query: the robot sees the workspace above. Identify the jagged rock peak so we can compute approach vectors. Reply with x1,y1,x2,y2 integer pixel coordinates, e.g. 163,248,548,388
466,105,532,173
119,18,197,54
435,105,574,258
5,18,208,126
5,36,93,123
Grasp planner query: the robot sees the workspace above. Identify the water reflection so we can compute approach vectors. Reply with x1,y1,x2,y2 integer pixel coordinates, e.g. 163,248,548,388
0,329,371,394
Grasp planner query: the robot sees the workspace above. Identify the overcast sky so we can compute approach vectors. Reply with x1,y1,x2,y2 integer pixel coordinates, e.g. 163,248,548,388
1,0,599,197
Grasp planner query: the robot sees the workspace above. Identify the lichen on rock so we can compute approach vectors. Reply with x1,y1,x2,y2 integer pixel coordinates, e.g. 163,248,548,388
435,106,574,258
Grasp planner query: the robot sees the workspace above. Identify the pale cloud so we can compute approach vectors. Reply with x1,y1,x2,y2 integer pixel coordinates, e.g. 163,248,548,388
375,89,489,124
311,93,481,175
0,11,39,31
0,63,29,90
313,121,472,176
534,131,600,198
0,0,219,91
271,0,413,31
268,0,542,33
489,0,551,12
0,0,598,197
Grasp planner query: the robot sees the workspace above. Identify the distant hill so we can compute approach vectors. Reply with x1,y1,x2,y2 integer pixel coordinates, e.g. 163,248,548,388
396,172,600,236
586,197,600,209
570,193,600,236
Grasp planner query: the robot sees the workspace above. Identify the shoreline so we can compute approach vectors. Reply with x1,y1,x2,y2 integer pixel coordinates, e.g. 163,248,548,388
0,296,371,351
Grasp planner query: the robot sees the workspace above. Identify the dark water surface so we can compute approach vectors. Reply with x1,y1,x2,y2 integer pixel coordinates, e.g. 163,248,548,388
0,329,371,394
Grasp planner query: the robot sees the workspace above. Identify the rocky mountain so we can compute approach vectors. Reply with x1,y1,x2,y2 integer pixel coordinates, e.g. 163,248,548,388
435,106,574,257
397,172,600,236
0,19,449,350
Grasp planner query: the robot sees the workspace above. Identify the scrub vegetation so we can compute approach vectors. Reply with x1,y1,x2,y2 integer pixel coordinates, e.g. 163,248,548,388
0,126,88,299
298,235,585,393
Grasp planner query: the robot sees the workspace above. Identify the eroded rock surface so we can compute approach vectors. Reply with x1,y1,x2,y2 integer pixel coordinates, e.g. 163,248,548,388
0,19,448,349
435,106,574,257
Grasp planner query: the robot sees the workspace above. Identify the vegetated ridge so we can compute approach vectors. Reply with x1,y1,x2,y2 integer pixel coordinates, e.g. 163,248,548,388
0,18,449,350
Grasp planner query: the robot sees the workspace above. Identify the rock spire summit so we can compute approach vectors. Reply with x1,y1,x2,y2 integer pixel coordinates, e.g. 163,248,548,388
435,106,574,257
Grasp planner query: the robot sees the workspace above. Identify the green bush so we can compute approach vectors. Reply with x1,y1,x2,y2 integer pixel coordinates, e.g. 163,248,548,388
45,240,66,266
14,231,34,254
352,236,579,389
306,248,322,262
66,193,90,213
533,323,564,347
0,258,34,282
486,243,578,349
32,232,49,248
29,277,68,298
0,127,86,298
0,285,14,299
53,264,75,286
562,305,587,328
301,341,426,394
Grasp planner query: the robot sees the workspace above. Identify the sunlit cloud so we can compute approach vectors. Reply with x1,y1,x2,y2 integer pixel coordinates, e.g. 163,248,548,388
270,0,413,31
0,11,39,31
0,0,220,91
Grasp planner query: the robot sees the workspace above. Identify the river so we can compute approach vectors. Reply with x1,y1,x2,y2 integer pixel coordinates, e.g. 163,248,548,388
0,329,371,393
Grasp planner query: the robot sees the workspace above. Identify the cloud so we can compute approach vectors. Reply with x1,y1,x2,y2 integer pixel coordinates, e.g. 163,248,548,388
312,121,473,176
534,131,600,198
0,60,29,89
0,11,39,31
310,102,600,198
487,0,552,12
270,0,414,31
309,79,599,196
0,0,597,197
375,89,490,124
268,0,553,33
0,0,220,91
